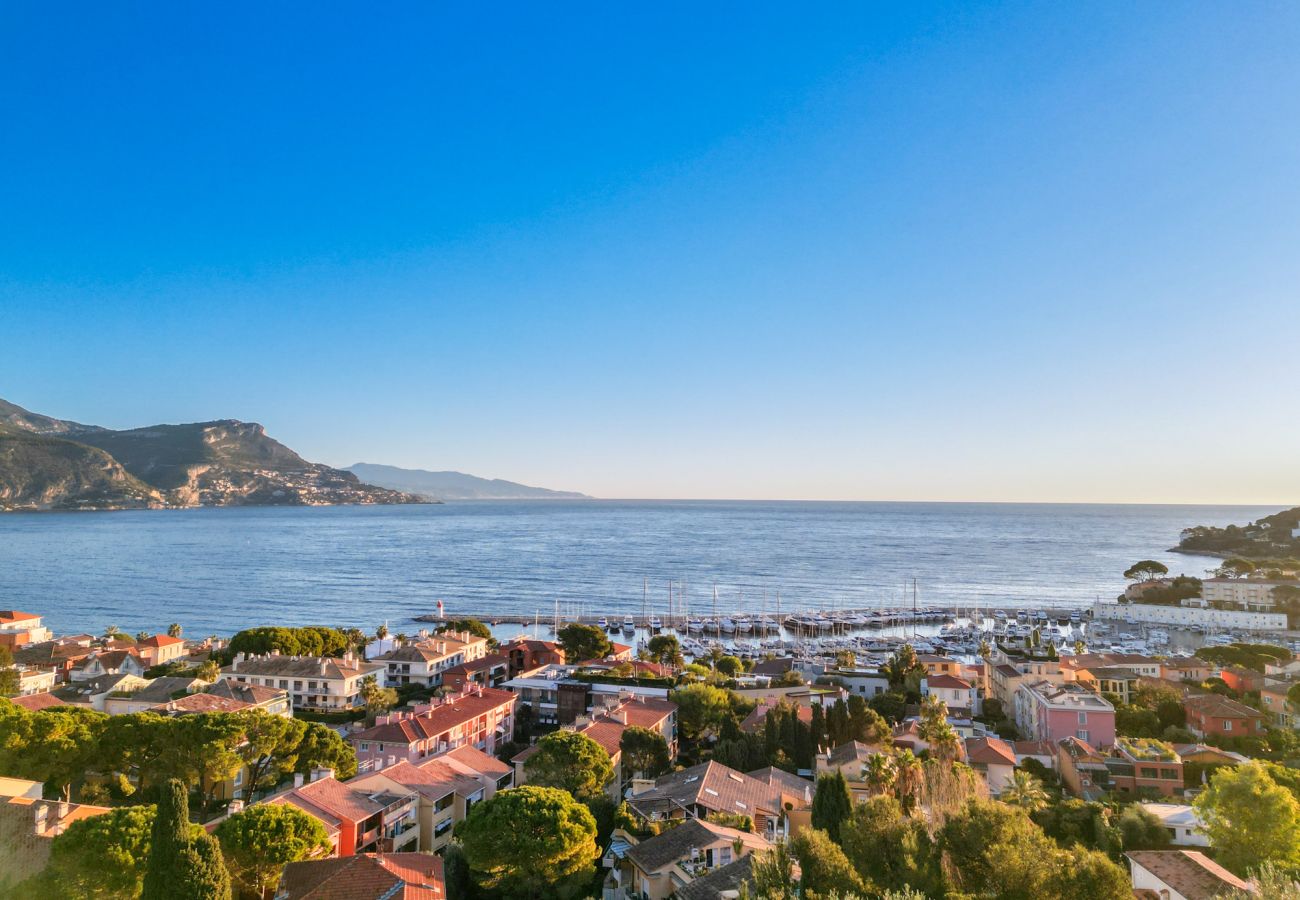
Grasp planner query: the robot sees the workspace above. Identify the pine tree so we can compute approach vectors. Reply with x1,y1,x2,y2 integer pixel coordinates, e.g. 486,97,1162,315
811,771,854,844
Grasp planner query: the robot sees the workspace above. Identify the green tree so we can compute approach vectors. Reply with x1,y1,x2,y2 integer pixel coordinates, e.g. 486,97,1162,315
1001,769,1049,812
939,800,1061,900
178,714,246,814
437,618,496,644
811,771,854,844
917,694,959,761
142,778,231,899
0,645,19,698
670,682,737,743
1048,846,1131,899
359,674,398,721
841,794,944,897
618,725,671,780
216,804,332,897
233,710,309,798
167,623,183,638
555,623,611,663
1117,804,1172,850
1124,560,1169,582
455,785,598,899
789,827,865,897
30,804,157,898
524,730,614,803
294,722,358,780
749,842,798,899
716,655,744,678
1216,557,1257,579
772,668,805,687
863,753,897,796
645,634,684,668
1195,762,1300,876
1216,861,1300,900
847,694,891,745
885,645,925,691
196,659,221,682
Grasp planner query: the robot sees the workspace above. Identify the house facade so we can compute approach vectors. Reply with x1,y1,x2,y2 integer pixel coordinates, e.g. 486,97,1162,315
922,674,979,716
349,687,517,768
1015,680,1116,747
1182,694,1266,739
219,651,386,712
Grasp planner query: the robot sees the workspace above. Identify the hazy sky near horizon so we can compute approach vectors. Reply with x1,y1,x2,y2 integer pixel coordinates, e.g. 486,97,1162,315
3,4,1299,503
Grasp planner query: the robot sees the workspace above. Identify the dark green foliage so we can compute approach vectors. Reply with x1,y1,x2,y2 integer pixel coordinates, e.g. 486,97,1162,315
619,726,671,780
225,626,350,661
840,795,943,897
443,843,475,900
1178,508,1300,557
174,833,232,900
1032,798,1117,852
789,828,865,897
437,618,495,644
869,691,908,724
555,623,611,663
1117,805,1172,851
23,805,159,898
0,645,19,698
811,771,854,843
1196,643,1292,673
142,778,229,900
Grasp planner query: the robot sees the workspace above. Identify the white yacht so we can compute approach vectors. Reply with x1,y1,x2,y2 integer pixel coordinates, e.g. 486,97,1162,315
622,615,636,633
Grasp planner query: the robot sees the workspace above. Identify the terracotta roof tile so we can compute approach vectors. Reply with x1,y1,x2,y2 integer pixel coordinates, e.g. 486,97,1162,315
1126,850,1250,899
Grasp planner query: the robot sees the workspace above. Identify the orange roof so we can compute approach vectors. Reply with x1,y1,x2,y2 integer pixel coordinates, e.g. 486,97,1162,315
925,674,972,690
278,852,444,899
0,611,40,624
440,744,512,779
139,634,184,648
351,688,516,746
964,736,1016,766
8,692,66,712
151,693,252,715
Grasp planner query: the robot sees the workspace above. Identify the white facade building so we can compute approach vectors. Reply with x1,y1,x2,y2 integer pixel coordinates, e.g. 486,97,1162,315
1092,601,1285,632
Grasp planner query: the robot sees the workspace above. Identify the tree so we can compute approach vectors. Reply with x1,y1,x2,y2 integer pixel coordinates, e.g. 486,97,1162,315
716,655,743,678
167,623,183,638
234,711,309,798
294,722,358,780
772,668,805,687
142,778,231,899
523,731,614,803
939,800,1060,900
645,634,684,668
359,674,398,721
437,618,496,644
1000,769,1049,812
374,624,389,641
863,753,897,795
839,794,943,897
555,623,610,663
196,659,221,682
216,804,332,897
893,749,923,811
811,771,854,844
917,694,958,761
455,785,598,898
31,804,157,898
789,828,865,897
618,726,670,780
749,842,798,899
0,645,19,698
1216,861,1300,900
671,683,736,743
177,714,245,814
1194,762,1300,876
1117,804,1171,850
886,645,925,691
847,694,890,745
1124,560,1169,582
1047,846,1132,899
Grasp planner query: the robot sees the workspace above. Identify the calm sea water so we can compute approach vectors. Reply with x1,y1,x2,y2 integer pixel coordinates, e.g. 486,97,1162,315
0,501,1276,637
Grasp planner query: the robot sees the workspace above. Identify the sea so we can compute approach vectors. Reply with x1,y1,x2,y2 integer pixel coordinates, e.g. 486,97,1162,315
0,501,1278,638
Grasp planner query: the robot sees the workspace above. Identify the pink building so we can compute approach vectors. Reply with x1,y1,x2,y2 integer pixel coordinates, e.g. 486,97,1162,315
349,687,516,769
1014,680,1116,748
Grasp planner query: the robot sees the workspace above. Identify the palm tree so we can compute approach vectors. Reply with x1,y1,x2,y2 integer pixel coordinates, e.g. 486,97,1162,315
863,753,897,796
394,633,408,646
375,624,389,641
894,749,922,811
103,625,122,640
1001,769,1049,812
167,623,183,638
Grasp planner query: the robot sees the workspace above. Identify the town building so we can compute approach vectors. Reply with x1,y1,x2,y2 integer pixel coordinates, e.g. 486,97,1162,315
964,736,1017,795
1137,803,1209,848
1182,694,1266,739
916,654,963,678
502,665,670,727
1259,682,1299,728
1014,680,1116,747
1161,658,1212,683
502,637,566,672
1061,652,1164,680
349,686,516,768
984,655,1064,710
0,611,52,649
513,695,678,800
624,761,807,842
135,634,187,667
206,679,293,716
70,650,147,683
268,770,420,857
1056,736,1114,800
1075,667,1142,705
1109,738,1183,798
830,666,891,699
921,673,980,716
371,631,490,689
0,777,111,887
1126,850,1250,900
1092,600,1286,632
439,652,511,693
275,852,445,899
604,819,772,900
219,651,385,712
1200,577,1293,610
102,674,208,714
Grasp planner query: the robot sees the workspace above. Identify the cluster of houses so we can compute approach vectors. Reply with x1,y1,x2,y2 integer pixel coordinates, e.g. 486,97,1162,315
6,605,1300,899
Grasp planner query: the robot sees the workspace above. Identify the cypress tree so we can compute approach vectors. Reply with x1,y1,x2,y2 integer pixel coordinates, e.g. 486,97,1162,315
142,780,190,899
809,702,827,753
811,771,854,844
175,834,232,900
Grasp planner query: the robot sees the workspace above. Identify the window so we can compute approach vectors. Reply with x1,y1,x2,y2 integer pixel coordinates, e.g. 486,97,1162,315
1076,730,1089,741
1223,720,1233,732
360,742,369,752
1078,711,1087,724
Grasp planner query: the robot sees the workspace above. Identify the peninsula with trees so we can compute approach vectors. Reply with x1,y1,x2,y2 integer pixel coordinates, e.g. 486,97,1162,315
1176,506,1300,559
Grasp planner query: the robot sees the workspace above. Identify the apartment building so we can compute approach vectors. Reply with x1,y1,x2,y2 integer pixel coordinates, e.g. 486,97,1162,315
0,611,52,649
1015,680,1116,747
219,651,385,712
268,771,419,857
349,686,516,768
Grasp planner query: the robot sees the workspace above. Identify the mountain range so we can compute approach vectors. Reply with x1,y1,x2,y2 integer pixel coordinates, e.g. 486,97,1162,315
0,398,422,511
346,463,589,500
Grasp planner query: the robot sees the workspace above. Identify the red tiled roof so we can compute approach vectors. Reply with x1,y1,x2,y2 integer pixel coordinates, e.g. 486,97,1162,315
150,693,252,715
441,744,512,779
351,688,516,746
278,852,445,899
964,736,1016,766
7,692,66,711
139,634,184,648
284,777,388,825
1183,694,1265,719
925,674,972,690
0,611,40,624
1126,850,1250,899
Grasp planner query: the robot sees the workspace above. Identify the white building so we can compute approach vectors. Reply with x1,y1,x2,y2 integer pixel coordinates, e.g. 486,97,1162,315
1126,850,1249,899
219,651,386,711
1201,577,1293,611
1092,600,1286,632
0,610,52,646
922,674,980,716
1137,803,1209,848
372,631,490,689
833,667,891,699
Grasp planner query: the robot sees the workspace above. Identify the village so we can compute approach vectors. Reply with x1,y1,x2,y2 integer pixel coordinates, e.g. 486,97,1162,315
2,561,1300,900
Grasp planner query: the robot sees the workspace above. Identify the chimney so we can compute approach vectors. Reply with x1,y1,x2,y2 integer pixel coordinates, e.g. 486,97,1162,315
320,658,328,675
294,773,305,788
387,755,397,769
32,804,48,836
313,767,335,783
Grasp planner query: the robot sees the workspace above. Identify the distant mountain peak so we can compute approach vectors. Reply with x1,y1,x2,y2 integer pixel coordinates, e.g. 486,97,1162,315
346,462,590,500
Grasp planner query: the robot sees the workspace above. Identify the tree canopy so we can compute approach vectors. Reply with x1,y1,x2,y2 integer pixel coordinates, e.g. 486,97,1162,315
437,618,496,644
523,730,614,803
618,726,671,780
811,771,854,843
644,634,684,667
215,803,332,897
555,623,611,663
27,805,161,898
1124,560,1169,582
455,785,598,898
142,778,231,900
1194,762,1300,876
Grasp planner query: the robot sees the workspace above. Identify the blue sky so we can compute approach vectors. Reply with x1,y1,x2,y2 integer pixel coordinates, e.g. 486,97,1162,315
2,3,1298,502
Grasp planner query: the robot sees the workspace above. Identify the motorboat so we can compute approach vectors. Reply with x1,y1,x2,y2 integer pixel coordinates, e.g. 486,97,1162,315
649,615,663,633
597,617,609,629
622,615,636,633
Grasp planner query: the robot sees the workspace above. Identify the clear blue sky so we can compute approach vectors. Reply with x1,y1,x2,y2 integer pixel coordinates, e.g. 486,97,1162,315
2,3,1298,502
